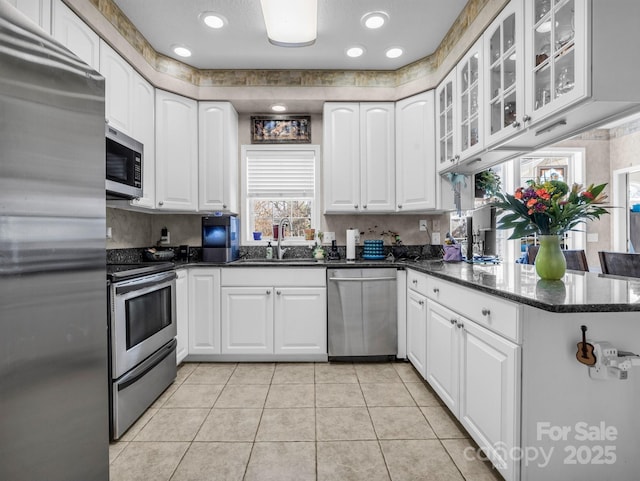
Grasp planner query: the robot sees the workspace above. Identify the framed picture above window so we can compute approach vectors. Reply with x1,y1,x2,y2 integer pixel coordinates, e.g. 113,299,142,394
537,165,566,182
251,115,311,144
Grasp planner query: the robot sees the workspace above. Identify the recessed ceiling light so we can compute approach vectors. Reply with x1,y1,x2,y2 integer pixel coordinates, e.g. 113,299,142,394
271,104,287,112
201,12,227,29
346,46,365,58
172,45,192,58
385,47,403,59
361,11,389,29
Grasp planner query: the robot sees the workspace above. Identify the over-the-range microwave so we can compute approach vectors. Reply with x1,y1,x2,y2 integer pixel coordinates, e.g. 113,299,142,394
106,123,143,200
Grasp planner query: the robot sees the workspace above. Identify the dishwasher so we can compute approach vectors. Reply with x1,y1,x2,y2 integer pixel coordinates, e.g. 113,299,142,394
327,268,397,358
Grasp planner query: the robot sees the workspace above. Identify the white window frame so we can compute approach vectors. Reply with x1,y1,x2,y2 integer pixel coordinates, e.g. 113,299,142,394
241,144,321,246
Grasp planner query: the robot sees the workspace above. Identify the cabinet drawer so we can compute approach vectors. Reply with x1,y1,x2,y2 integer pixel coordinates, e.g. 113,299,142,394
407,269,429,296
221,268,326,287
426,277,520,343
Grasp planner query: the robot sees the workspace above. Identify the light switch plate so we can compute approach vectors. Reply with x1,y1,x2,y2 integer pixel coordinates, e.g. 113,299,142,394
432,232,441,245
432,219,440,231
324,231,335,243
587,233,599,243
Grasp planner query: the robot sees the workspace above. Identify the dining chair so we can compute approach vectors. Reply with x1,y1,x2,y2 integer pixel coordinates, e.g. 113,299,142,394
598,251,640,278
527,246,589,271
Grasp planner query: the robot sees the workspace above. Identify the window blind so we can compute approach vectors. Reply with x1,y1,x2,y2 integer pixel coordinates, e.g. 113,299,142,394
246,150,316,198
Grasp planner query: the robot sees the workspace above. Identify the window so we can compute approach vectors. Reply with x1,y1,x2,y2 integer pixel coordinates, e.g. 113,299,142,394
241,145,320,244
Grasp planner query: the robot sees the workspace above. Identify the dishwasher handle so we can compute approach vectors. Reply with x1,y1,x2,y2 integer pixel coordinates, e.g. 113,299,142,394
329,276,396,282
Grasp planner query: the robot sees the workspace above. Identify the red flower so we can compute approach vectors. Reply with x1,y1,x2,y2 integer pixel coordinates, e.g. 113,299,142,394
581,191,595,200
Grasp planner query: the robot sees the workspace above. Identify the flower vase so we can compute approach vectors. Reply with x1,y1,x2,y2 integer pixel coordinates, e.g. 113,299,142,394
535,235,566,280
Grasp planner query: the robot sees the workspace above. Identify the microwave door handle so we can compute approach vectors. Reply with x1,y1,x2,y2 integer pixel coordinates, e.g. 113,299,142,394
116,338,177,391
115,272,177,295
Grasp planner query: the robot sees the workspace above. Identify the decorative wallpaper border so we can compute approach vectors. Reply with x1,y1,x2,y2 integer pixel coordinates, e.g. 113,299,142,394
87,0,491,88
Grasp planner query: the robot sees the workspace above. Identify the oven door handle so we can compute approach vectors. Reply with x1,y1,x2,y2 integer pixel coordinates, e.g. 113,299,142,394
117,338,177,391
115,271,177,295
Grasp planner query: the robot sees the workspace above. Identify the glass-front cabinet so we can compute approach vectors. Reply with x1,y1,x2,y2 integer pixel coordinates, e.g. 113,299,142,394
436,69,457,173
524,0,587,124
457,38,484,160
483,0,524,147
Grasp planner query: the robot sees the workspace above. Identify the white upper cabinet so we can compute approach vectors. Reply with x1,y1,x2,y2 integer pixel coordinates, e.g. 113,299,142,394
198,102,239,213
359,103,396,212
323,102,395,213
100,41,135,135
323,103,361,213
155,90,198,211
8,0,50,33
395,91,436,211
457,38,485,160
51,0,99,71
523,0,587,125
486,0,640,152
129,73,155,209
435,69,457,173
483,0,525,148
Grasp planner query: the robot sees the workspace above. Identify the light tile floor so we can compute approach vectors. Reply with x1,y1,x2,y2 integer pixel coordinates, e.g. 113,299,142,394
109,362,504,481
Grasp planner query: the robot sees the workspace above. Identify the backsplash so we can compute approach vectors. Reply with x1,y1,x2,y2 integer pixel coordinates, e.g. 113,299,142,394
107,208,450,250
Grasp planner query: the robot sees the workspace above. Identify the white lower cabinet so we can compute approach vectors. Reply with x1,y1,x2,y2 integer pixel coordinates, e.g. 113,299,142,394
175,269,189,364
188,268,221,355
274,287,326,355
426,298,520,481
220,287,274,355
406,289,427,378
220,268,327,359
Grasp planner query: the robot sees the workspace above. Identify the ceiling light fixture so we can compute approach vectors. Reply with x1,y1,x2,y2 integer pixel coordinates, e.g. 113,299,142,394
361,11,389,29
346,46,365,58
260,0,317,47
271,104,287,112
385,47,403,59
172,45,192,58
201,12,227,29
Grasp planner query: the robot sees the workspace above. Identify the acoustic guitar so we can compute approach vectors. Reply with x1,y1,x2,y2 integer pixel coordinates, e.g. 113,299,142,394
576,325,596,366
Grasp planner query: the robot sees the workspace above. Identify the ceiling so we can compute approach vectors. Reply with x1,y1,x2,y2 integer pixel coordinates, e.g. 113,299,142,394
112,0,468,71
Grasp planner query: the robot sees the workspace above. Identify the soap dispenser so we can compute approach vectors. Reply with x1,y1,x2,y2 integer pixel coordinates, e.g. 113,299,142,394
265,241,273,259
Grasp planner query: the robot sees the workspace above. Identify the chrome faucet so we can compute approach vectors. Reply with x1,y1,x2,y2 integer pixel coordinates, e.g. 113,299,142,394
277,217,290,260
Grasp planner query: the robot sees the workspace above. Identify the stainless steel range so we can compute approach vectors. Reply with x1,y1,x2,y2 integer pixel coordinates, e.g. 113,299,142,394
107,263,177,440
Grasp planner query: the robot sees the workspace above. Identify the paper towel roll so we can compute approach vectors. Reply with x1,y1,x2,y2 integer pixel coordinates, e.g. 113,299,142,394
346,228,357,261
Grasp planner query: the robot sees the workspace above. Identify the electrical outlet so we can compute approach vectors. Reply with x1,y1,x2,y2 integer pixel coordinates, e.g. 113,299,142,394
432,219,440,231
587,233,599,243
419,220,427,232
106,227,112,239
324,231,335,243
432,232,441,245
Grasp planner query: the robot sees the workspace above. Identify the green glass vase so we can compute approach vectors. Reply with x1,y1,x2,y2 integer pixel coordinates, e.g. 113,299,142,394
535,235,566,280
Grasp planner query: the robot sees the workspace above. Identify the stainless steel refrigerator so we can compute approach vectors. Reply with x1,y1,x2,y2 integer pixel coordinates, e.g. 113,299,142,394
0,3,109,480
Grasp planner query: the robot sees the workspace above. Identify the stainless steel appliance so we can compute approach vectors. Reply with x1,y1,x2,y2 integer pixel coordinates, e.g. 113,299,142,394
202,214,240,263
327,268,398,357
106,123,143,200
0,3,109,480
107,263,177,440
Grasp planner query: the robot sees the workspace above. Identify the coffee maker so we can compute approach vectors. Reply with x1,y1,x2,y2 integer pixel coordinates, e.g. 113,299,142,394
202,215,240,263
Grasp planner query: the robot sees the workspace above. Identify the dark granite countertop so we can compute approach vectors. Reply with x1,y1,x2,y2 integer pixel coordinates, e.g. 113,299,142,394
176,257,640,313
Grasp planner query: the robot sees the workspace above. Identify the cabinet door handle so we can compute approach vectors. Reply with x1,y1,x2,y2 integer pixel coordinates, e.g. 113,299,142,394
454,154,460,161
522,114,531,123
457,323,464,329
511,121,521,129
158,200,164,206
450,319,456,325
363,204,367,209
433,288,439,294
397,204,402,209
481,308,490,316
276,290,281,295
223,204,227,209
266,290,271,295
419,300,424,306
354,204,359,209
412,279,418,285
